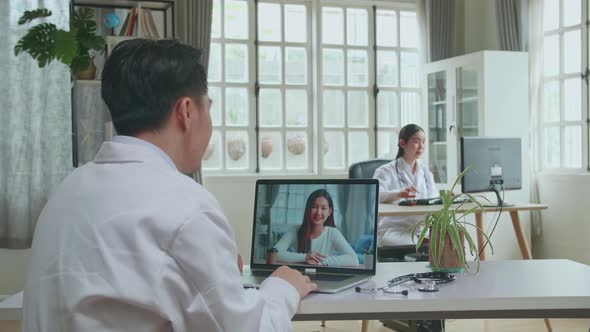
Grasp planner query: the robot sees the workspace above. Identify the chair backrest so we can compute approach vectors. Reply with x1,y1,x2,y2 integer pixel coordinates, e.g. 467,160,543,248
348,159,391,179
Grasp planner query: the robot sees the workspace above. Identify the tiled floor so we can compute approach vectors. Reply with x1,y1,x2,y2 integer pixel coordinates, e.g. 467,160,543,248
292,319,590,332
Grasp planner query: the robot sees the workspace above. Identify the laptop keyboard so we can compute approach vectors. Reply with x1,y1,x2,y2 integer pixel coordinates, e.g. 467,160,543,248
251,270,352,282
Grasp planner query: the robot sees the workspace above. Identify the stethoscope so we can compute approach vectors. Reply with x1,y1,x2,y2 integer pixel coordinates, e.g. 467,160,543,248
355,272,456,295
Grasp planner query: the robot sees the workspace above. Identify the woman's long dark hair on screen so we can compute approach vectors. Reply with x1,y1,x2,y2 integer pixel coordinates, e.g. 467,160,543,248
297,189,335,253
395,124,425,159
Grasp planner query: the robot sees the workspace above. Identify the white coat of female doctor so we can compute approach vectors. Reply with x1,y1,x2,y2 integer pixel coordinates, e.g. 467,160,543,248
373,124,439,246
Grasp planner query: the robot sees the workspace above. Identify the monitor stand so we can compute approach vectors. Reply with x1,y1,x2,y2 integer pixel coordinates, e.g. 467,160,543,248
483,183,514,207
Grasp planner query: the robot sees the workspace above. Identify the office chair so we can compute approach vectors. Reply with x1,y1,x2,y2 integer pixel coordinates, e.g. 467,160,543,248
348,159,434,332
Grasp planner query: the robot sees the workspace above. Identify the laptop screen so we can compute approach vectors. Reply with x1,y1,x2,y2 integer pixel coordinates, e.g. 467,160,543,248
250,179,378,274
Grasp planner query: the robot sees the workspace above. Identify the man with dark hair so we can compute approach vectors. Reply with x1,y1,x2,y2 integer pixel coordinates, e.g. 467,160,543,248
23,39,316,331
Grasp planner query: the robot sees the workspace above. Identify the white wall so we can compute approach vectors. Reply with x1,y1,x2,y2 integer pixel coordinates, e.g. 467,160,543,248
534,174,590,265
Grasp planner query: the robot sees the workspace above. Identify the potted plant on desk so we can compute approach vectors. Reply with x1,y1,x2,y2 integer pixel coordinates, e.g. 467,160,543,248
14,7,105,79
410,168,497,272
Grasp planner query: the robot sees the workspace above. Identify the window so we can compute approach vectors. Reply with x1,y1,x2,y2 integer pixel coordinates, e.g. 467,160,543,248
541,0,588,170
204,0,421,174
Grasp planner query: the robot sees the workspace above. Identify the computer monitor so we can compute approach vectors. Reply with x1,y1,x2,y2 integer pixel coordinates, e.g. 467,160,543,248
460,137,522,207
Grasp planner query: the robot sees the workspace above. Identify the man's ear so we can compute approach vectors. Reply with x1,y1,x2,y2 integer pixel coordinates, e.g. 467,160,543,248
173,96,193,131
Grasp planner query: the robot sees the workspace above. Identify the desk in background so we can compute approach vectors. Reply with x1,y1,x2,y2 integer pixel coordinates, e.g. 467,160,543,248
378,203,548,260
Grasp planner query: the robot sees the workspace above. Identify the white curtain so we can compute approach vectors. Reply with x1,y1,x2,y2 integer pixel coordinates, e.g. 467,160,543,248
528,0,544,237
0,0,72,248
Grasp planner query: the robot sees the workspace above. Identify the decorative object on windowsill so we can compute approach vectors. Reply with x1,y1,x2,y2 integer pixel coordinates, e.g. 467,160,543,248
287,134,305,155
411,167,496,273
260,136,273,158
227,137,246,161
322,140,329,155
14,8,106,80
202,142,214,161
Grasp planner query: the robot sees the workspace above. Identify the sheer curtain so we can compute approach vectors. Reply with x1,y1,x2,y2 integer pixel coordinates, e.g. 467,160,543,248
0,0,72,248
528,0,545,237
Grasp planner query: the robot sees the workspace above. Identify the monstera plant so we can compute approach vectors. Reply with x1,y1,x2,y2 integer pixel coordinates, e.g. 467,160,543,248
14,7,105,77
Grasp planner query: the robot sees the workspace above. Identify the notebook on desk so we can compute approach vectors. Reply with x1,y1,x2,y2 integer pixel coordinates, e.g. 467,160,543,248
241,179,379,293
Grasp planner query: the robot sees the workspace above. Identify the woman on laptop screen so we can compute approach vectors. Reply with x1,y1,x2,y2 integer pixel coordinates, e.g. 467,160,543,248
273,189,359,266
373,124,439,246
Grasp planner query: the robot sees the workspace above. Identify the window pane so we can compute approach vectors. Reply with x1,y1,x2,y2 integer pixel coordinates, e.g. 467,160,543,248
226,131,249,169
543,127,560,168
378,91,398,127
401,52,419,87
564,78,581,121
258,46,282,84
563,29,581,74
376,10,397,47
286,132,308,169
543,35,559,77
208,42,221,82
225,44,248,82
259,89,282,127
322,48,344,86
347,49,368,87
286,89,308,127
401,92,420,125
347,91,368,128
400,11,418,48
543,0,559,31
323,90,344,127
563,0,581,27
225,0,248,39
259,131,282,170
209,86,222,126
377,50,398,87
285,4,307,42
323,131,345,168
258,3,281,42
377,130,397,159
202,130,222,170
348,131,369,165
543,81,560,122
322,7,343,45
211,0,221,38
285,47,307,85
225,88,248,126
564,125,582,168
346,8,368,46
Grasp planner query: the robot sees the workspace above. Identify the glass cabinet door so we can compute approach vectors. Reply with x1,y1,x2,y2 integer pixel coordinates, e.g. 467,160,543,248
456,67,479,138
427,71,447,184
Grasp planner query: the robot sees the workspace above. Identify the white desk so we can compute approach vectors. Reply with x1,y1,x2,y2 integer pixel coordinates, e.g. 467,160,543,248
378,203,548,260
4,260,588,322
295,260,590,321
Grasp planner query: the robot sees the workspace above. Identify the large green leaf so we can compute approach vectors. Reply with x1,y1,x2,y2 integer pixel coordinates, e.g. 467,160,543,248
54,29,77,65
18,9,52,25
14,23,57,67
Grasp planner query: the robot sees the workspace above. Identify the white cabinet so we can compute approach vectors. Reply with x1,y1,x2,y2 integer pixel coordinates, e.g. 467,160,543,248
422,51,529,190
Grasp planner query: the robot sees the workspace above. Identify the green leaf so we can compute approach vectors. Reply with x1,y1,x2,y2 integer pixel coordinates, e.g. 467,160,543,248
18,9,52,25
54,29,77,65
71,53,91,73
14,23,57,67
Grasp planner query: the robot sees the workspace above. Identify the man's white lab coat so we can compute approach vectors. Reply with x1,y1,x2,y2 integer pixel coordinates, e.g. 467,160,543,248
22,141,299,332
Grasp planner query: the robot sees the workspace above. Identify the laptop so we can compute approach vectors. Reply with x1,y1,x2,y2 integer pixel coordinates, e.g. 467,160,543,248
241,179,379,293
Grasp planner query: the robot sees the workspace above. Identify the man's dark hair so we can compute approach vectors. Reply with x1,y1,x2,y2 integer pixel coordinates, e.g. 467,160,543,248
102,39,207,136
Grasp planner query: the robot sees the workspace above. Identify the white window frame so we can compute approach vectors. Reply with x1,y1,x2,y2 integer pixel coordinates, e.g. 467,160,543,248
540,0,589,171
206,0,420,175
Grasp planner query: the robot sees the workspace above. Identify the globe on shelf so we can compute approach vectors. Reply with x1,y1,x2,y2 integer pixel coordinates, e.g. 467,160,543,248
103,12,120,35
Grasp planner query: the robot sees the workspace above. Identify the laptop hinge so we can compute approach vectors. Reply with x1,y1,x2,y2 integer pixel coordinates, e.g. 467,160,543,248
304,268,317,274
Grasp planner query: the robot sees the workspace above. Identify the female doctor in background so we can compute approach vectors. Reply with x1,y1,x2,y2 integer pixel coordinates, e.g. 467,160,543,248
373,124,439,246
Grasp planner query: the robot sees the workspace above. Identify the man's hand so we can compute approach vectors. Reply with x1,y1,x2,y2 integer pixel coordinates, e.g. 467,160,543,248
271,265,318,299
399,186,417,198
